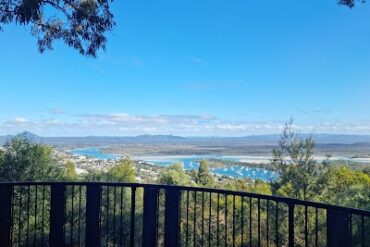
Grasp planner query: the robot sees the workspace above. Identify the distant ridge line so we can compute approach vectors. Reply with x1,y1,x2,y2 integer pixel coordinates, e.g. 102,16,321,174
1,131,370,146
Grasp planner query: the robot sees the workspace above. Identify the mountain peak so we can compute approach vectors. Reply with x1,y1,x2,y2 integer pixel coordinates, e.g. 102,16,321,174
18,131,41,139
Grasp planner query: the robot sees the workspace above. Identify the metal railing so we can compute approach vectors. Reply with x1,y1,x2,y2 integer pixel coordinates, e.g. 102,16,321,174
0,182,369,247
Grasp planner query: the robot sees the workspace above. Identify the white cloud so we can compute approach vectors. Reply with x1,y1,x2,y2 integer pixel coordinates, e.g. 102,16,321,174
14,117,28,123
2,117,29,127
1,113,370,136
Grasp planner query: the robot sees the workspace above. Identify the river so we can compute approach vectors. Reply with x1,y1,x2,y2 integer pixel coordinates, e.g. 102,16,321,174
69,147,277,181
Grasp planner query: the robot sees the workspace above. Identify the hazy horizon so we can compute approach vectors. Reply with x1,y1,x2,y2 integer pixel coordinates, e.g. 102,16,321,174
3,130,370,138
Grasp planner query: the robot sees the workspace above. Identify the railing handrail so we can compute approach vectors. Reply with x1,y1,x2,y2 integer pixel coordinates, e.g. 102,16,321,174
1,181,369,216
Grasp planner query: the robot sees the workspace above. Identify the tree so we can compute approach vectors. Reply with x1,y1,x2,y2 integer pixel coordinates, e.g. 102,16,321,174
338,0,366,8
0,135,59,181
106,157,137,183
158,163,191,186
196,160,214,186
271,120,320,200
0,0,115,57
83,168,105,181
363,166,370,176
320,166,370,209
60,160,78,181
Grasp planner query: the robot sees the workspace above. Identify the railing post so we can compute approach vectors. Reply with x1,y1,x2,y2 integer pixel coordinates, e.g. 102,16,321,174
288,203,294,247
85,184,102,247
49,184,66,247
142,187,159,247
0,184,12,247
130,187,136,247
164,187,181,247
327,209,349,247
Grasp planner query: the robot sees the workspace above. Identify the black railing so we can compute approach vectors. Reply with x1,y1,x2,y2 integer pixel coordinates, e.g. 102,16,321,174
0,182,369,247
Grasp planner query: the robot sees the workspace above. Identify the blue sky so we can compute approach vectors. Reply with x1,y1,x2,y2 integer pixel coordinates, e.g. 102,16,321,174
1,0,370,136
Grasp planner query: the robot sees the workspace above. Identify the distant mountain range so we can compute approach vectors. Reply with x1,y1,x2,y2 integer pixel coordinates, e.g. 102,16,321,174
1,131,370,147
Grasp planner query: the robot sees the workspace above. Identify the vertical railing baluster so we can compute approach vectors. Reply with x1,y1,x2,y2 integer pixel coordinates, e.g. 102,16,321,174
26,185,30,247
288,203,294,247
10,186,15,246
349,214,352,247
315,208,318,247
130,187,136,247
85,184,101,247
106,186,110,247
194,191,197,247
113,186,117,247
142,187,159,247
156,191,160,247
186,190,189,247
18,187,23,246
202,192,205,247
41,186,45,246
305,205,308,247
0,184,13,247
233,195,236,247
275,202,279,247
209,192,212,247
327,209,349,247
99,188,102,246
71,185,75,246
241,197,244,247
34,185,38,247
78,186,82,247
225,194,228,247
249,197,252,247
267,200,269,247
64,186,67,242
119,187,123,247
217,193,220,247
361,215,365,247
164,187,181,247
258,198,260,247
50,184,66,247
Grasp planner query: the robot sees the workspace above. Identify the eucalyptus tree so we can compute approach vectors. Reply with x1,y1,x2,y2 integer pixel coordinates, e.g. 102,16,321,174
271,120,320,200
0,0,115,57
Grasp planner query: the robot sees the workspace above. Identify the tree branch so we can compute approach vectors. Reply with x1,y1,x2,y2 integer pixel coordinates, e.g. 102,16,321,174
0,8,15,13
41,0,72,20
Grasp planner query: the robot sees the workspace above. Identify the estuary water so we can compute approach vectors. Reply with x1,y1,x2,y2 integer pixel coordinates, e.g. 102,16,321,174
69,147,277,181
69,147,116,160
134,155,277,180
